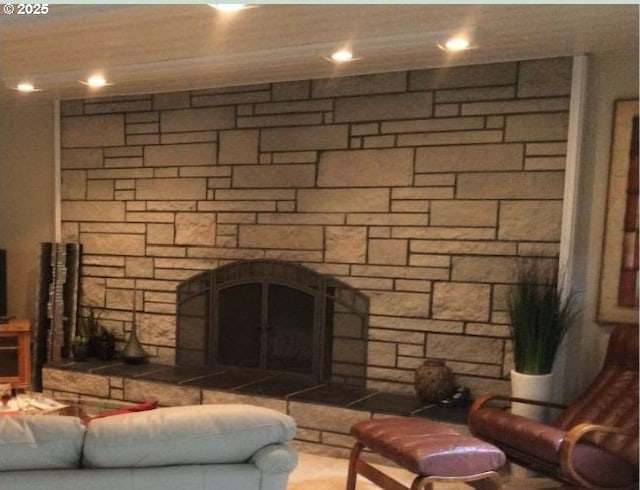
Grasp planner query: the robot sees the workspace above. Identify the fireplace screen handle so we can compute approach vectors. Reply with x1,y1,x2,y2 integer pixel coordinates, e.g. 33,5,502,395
255,323,274,331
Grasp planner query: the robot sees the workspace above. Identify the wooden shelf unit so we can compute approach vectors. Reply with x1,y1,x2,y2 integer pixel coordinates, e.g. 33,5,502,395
0,318,31,389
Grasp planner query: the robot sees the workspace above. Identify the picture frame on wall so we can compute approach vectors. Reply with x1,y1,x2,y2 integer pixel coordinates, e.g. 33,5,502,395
598,98,639,324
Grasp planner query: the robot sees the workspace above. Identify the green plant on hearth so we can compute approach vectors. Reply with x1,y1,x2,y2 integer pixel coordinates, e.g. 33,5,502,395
74,307,104,358
72,334,90,361
72,335,88,346
508,261,578,375
95,325,117,361
81,307,101,340
98,325,116,343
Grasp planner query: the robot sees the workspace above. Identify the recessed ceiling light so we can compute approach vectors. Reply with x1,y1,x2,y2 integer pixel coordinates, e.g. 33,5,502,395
438,36,475,52
330,49,355,63
209,4,248,13
16,82,38,93
87,74,107,87
80,74,112,88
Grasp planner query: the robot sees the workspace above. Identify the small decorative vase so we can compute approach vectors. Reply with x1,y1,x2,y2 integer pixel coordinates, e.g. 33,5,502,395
123,285,149,364
122,323,148,364
414,358,455,403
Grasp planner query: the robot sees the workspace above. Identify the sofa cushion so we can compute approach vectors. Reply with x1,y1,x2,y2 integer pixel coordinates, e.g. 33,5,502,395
82,404,297,468
0,415,85,471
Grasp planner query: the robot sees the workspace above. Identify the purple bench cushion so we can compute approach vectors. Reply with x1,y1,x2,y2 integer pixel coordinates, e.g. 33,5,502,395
351,417,505,478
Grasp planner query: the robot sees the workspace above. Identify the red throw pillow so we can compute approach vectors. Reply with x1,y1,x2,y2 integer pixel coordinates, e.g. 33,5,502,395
0,410,22,416
86,400,158,423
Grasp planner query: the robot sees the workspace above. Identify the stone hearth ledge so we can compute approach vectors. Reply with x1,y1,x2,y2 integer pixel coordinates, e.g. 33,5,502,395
42,361,470,458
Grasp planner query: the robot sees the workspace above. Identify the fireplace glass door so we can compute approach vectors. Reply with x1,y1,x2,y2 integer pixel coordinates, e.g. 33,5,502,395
217,283,315,375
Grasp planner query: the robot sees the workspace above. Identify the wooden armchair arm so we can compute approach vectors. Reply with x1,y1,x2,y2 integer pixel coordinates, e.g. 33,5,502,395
470,394,567,414
559,422,638,489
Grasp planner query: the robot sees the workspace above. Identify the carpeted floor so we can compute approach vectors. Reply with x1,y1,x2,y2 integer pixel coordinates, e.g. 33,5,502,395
288,452,563,490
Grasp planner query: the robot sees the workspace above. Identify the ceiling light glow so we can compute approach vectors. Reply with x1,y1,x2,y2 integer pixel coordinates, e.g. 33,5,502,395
210,4,246,13
17,82,36,93
446,38,470,51
438,36,474,52
86,74,108,88
330,49,354,63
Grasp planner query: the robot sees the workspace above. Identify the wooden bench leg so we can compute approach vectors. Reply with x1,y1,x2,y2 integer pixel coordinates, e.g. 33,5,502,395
347,442,364,490
466,471,503,490
411,471,502,490
347,441,411,490
410,476,434,490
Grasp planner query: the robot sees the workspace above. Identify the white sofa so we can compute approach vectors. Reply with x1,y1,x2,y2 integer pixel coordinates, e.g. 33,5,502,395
0,404,298,490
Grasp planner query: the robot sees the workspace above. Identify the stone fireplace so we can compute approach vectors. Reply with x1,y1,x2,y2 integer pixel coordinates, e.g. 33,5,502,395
60,56,572,397
176,260,368,386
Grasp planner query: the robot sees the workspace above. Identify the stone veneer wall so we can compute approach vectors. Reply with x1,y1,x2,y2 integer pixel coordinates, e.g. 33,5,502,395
60,57,572,396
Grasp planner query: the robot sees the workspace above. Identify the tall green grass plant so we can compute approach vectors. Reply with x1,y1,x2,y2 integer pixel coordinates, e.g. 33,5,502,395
508,263,577,375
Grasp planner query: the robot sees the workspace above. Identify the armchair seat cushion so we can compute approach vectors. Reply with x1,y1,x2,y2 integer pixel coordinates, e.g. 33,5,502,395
469,407,637,488
83,404,296,469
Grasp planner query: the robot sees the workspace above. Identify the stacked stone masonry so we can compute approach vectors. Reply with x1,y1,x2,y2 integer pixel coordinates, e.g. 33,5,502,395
61,57,572,396
42,366,469,458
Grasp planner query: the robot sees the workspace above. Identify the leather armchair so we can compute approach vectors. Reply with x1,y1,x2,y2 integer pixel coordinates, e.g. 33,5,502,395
469,324,638,489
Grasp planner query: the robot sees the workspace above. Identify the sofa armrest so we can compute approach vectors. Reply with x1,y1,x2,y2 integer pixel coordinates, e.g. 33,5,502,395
251,443,298,474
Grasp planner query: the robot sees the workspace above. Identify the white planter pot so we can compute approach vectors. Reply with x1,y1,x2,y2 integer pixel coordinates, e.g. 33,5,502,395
510,369,553,422
509,369,554,478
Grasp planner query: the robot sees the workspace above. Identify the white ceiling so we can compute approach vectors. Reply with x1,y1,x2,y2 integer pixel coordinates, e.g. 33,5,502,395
1,4,638,105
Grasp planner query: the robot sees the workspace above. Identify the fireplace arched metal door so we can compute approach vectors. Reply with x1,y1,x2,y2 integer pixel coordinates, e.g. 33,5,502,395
176,260,369,386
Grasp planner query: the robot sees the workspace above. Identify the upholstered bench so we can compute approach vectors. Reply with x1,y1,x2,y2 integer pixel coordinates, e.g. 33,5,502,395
347,417,506,490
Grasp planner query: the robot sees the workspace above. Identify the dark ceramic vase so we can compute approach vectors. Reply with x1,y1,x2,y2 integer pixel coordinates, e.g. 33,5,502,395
414,358,455,403
72,343,90,362
94,339,116,361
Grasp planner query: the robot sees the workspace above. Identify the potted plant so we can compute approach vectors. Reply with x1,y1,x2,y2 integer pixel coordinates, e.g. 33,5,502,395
72,308,98,361
82,307,101,356
72,335,90,361
94,326,117,361
508,262,577,420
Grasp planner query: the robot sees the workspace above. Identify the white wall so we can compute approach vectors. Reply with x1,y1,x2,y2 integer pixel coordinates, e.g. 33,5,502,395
566,51,639,399
0,102,56,319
